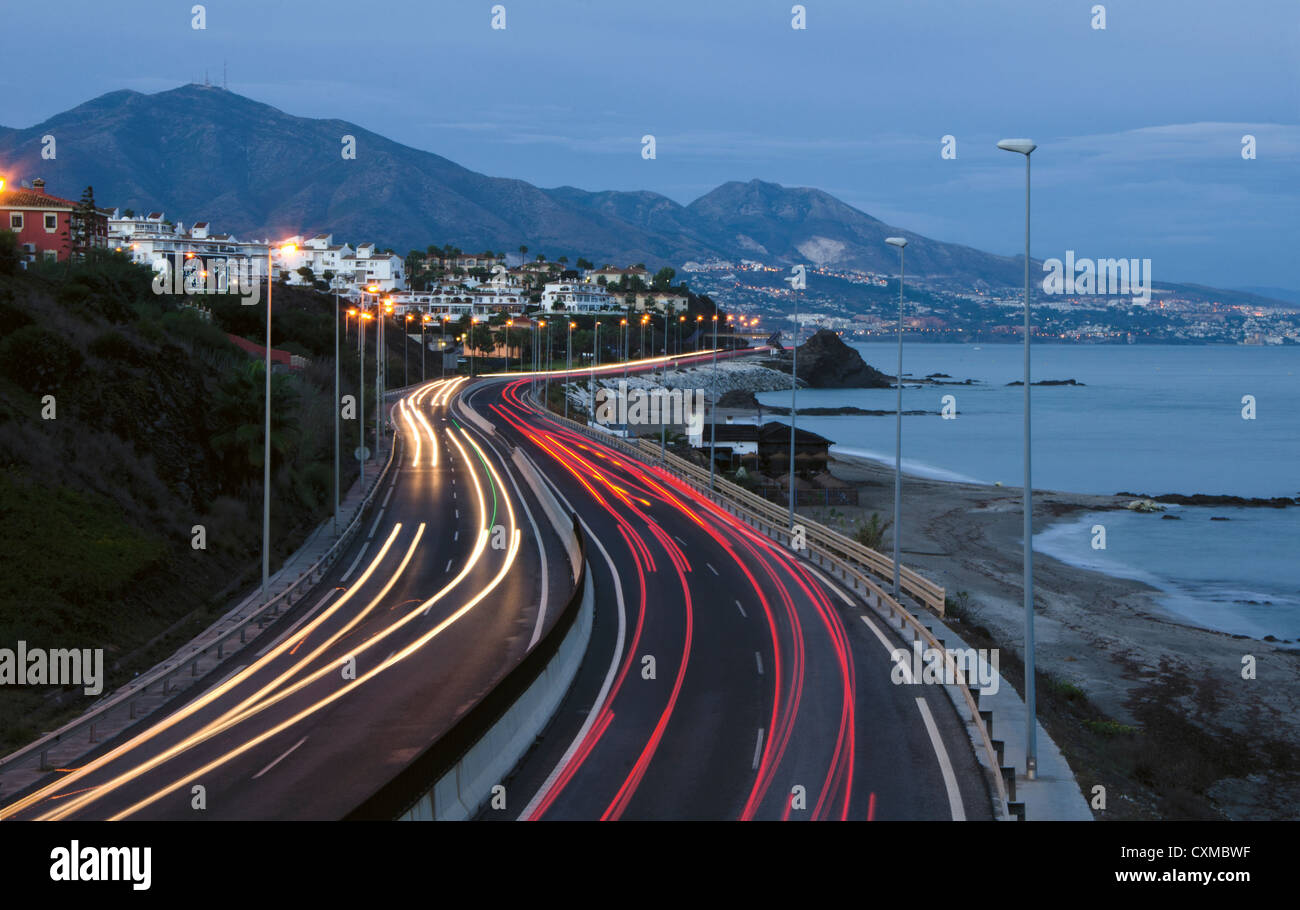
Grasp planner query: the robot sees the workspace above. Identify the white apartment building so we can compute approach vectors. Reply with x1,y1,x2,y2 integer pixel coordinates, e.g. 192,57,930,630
541,281,623,314
337,242,407,291
275,233,354,286
108,210,269,292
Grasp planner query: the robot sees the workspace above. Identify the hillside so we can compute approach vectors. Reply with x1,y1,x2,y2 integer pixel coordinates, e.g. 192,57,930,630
0,247,369,750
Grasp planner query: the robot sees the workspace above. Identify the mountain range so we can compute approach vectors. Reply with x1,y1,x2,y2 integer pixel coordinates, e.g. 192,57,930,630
0,84,1286,307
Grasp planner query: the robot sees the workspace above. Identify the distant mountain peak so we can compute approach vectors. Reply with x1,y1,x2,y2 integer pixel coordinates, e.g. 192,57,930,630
0,85,1024,284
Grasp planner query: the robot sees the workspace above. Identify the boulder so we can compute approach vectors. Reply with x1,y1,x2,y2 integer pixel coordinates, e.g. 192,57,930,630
786,329,892,389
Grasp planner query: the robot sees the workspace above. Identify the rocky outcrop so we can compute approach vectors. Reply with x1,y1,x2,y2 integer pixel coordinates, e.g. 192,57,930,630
779,329,893,389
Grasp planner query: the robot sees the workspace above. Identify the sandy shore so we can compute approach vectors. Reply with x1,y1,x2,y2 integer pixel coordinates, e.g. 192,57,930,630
820,452,1300,819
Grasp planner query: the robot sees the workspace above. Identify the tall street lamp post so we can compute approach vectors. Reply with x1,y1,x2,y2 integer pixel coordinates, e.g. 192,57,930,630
998,136,1039,780
708,313,719,490
565,320,575,421
262,241,296,605
885,237,908,598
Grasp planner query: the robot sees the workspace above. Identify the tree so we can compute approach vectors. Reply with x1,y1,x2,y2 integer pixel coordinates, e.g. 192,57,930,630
69,186,99,263
0,229,20,277
211,361,302,489
576,257,594,271
653,266,676,290
296,265,315,284
518,245,528,265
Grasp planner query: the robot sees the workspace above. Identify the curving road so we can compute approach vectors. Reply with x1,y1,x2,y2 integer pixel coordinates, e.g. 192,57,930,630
2,351,993,821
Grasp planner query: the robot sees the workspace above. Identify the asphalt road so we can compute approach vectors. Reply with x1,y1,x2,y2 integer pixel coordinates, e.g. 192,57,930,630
2,349,993,821
2,376,569,820
468,369,992,820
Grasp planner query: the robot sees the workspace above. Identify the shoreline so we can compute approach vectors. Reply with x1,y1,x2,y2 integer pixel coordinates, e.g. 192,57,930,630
818,451,1300,819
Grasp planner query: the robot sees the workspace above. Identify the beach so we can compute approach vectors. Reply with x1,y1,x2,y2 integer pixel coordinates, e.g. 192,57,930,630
822,451,1300,819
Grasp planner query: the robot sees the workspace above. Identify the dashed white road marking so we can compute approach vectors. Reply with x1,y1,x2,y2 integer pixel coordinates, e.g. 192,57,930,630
755,652,764,675
752,728,764,771
706,563,719,576
735,599,747,618
252,736,308,780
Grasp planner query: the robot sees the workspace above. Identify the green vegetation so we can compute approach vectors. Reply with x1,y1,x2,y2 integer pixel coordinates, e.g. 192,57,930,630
854,511,892,551
0,251,365,750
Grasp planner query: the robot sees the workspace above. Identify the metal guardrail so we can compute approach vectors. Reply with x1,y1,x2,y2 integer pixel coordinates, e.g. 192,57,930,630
535,401,945,615
532,398,1011,818
0,428,401,778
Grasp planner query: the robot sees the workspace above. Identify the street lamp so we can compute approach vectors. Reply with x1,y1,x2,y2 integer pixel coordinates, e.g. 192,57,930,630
332,276,343,536
262,241,296,606
541,319,551,403
695,314,704,352
359,311,372,487
621,317,629,382
565,320,576,420
441,315,449,379
405,313,414,387
421,313,431,382
378,296,392,448
590,321,601,422
788,270,802,530
469,317,477,378
709,313,719,489
885,237,907,598
998,135,1038,780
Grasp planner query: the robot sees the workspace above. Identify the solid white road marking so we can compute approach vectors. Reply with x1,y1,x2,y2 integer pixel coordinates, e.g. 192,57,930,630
916,697,966,821
340,542,370,583
257,589,338,656
199,664,247,699
859,612,963,819
752,728,764,771
518,487,627,821
804,563,855,606
252,736,308,780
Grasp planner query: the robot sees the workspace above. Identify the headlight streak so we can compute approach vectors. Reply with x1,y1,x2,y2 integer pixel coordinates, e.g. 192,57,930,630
56,413,520,820
35,523,428,821
106,526,521,821
0,523,409,820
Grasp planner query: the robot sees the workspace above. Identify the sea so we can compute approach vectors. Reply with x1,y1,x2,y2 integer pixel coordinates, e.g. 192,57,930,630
756,342,1300,641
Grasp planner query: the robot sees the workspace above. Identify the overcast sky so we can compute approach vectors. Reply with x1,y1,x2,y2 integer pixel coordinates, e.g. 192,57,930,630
3,0,1297,289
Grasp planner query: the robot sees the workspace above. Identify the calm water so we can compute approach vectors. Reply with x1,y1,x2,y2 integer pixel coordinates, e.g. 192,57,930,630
757,343,1300,639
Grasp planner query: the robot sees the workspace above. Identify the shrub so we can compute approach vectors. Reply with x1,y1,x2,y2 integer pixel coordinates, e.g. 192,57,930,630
0,325,84,393
855,511,893,551
88,330,145,365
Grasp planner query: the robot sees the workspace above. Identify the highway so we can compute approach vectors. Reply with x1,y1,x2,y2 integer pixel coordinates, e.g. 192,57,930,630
0,377,570,820
1,352,992,821
466,372,992,820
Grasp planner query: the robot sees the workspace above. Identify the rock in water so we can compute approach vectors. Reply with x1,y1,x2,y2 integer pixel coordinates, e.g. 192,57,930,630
790,329,893,388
